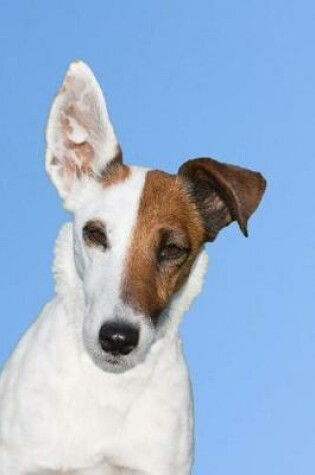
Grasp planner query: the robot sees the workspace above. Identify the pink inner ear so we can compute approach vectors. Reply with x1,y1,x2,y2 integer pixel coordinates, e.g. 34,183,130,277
66,143,94,178
57,103,95,177
46,61,122,197
66,115,89,144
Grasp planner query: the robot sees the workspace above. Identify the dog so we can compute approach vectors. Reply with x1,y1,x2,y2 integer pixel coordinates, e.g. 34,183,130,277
0,61,266,474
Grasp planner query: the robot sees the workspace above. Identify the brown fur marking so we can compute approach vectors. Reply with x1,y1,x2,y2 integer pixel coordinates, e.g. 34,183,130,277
101,156,130,187
122,170,205,323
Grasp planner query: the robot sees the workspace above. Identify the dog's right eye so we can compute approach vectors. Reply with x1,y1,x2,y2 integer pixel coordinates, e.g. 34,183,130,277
83,220,108,250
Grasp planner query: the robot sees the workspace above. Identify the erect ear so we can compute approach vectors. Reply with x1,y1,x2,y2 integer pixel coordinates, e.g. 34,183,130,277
46,61,122,200
178,157,266,241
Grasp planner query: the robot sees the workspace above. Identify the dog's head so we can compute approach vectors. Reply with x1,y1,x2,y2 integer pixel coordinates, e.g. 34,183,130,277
46,62,266,373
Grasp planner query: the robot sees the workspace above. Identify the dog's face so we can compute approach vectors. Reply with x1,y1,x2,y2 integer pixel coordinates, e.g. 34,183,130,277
46,62,266,373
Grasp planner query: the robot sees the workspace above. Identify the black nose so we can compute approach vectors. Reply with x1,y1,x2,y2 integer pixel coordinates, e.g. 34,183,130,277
99,322,139,356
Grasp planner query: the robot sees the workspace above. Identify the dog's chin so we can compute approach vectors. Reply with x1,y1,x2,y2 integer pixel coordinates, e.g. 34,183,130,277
85,346,148,374
96,354,137,374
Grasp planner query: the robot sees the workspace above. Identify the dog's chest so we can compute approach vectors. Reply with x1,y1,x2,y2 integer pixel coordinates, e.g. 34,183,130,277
0,305,192,471
45,350,191,468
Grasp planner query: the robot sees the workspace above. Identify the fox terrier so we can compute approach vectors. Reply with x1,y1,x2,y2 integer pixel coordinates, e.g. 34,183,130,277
0,62,266,474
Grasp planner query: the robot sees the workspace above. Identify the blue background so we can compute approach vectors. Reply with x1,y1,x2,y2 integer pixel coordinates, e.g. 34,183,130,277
0,1,314,473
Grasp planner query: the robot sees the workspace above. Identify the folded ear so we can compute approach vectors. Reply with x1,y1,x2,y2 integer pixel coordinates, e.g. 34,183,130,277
46,61,122,199
178,157,266,241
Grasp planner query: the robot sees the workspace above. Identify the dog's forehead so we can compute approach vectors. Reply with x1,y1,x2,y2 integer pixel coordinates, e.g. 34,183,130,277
77,165,197,229
135,168,201,229
76,166,148,224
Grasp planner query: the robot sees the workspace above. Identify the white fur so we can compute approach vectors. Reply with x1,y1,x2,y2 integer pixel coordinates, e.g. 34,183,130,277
0,62,209,474
70,167,157,374
0,217,208,474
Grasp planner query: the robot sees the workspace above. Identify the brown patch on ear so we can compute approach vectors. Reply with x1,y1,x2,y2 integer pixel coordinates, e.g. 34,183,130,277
102,163,130,187
122,170,205,323
100,152,130,187
179,157,266,240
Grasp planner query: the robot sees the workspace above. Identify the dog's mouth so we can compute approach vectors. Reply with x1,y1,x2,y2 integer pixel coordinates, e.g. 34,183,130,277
87,341,141,373
103,354,123,366
99,352,138,373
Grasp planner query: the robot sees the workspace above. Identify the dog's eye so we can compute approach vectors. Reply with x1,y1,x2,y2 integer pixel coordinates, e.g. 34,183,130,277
83,221,108,250
158,244,188,263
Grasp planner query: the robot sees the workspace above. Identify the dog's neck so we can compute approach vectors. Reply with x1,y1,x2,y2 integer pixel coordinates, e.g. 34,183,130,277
53,222,209,351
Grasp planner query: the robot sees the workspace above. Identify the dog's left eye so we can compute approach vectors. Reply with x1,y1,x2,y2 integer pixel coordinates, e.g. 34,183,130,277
158,244,188,262
83,221,108,250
